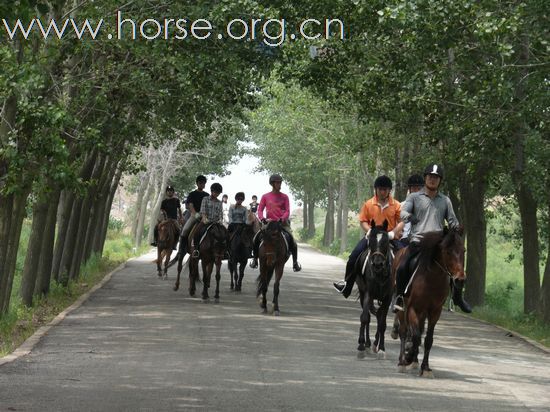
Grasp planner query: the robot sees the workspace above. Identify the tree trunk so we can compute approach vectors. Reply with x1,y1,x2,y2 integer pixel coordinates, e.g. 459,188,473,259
1,191,29,314
307,197,315,239
20,195,50,306
97,168,123,256
460,170,487,307
51,191,74,282
302,192,308,232
0,194,15,315
339,174,349,254
323,180,335,247
34,190,61,297
539,198,550,323
135,170,155,247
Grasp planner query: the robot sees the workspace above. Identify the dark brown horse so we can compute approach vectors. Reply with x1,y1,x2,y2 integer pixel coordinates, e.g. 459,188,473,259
228,211,260,291
155,219,179,279
393,228,465,377
186,222,228,302
256,220,290,316
355,220,392,359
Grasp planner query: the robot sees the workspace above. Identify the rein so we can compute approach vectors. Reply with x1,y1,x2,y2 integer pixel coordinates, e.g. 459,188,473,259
435,259,454,279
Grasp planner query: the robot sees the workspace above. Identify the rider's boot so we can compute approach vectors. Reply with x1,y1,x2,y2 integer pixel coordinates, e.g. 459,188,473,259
151,225,158,247
451,279,472,313
249,234,260,269
290,240,301,272
333,259,355,298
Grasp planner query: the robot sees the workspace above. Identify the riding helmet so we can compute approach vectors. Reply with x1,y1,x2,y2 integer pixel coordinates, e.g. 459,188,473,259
210,183,223,193
166,185,175,192
196,175,207,184
269,174,283,184
423,163,444,179
235,192,245,200
407,174,424,187
374,175,392,189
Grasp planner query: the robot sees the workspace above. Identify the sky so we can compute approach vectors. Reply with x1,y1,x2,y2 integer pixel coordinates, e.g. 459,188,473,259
208,154,299,209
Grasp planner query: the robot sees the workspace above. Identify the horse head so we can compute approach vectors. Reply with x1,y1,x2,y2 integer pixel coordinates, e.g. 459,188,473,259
158,220,177,249
263,220,283,240
440,227,466,281
367,219,390,278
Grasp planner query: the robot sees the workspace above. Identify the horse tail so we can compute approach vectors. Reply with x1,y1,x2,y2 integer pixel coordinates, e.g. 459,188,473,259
166,252,179,269
256,274,262,298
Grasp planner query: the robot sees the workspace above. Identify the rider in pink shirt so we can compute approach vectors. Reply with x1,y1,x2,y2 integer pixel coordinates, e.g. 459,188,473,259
250,174,302,272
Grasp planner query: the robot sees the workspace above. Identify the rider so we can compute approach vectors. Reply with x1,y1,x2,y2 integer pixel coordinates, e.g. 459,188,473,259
249,174,302,272
333,175,404,298
191,182,224,258
228,192,248,234
151,185,183,247
179,175,209,256
222,194,230,227
396,174,425,248
249,195,258,214
392,163,472,313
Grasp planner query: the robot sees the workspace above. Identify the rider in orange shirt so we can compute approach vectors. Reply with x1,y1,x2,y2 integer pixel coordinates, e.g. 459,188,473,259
333,175,404,298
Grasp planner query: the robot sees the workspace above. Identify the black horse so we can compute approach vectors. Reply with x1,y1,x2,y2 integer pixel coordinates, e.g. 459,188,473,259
355,219,393,359
228,212,259,291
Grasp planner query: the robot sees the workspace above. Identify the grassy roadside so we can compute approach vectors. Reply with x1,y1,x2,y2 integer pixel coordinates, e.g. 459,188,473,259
0,224,149,357
295,207,550,349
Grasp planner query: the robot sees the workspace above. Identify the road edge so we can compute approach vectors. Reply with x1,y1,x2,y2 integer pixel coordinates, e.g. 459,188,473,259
0,260,129,367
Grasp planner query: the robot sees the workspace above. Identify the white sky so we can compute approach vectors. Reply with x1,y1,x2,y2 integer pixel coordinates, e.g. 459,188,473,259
208,154,299,209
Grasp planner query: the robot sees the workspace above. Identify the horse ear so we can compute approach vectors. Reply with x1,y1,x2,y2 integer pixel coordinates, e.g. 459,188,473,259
370,219,375,228
383,219,388,231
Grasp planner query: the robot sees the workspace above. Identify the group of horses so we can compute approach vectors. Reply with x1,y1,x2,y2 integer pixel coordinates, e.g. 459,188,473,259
355,220,465,377
155,211,291,315
154,214,466,377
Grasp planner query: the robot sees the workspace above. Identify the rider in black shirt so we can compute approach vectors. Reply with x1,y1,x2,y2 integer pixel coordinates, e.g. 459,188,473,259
151,186,183,247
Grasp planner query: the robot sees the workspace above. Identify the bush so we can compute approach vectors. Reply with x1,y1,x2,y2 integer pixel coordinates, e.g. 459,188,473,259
108,217,125,233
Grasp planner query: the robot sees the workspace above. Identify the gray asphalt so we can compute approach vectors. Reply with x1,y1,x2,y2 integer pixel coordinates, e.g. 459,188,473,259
1,244,549,411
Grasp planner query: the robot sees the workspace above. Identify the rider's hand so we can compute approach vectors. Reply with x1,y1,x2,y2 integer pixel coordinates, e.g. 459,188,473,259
364,229,371,239
261,219,268,224
388,231,395,240
194,212,201,219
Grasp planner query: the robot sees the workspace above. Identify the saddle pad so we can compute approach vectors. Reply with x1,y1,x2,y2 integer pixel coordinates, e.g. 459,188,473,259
199,223,215,246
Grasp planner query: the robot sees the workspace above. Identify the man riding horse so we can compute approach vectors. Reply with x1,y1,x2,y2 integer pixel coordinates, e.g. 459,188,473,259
178,175,209,257
392,163,472,313
250,174,302,272
191,182,225,258
151,185,183,247
333,175,404,298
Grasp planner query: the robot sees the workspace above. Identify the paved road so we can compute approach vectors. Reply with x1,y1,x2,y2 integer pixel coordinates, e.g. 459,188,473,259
1,244,549,411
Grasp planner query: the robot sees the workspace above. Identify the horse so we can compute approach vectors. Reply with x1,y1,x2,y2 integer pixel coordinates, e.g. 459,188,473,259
355,219,393,359
256,220,290,316
187,222,228,302
155,218,179,279
228,211,260,291
393,227,465,377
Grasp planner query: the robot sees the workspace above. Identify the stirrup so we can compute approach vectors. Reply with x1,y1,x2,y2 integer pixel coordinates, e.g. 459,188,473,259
192,250,200,258
249,258,258,269
333,280,346,293
391,295,404,313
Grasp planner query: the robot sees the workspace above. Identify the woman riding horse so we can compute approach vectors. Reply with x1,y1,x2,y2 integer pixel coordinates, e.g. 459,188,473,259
227,193,258,291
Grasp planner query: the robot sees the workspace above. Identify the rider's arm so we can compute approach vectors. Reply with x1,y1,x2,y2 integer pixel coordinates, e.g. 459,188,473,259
400,194,415,223
200,197,209,221
392,203,405,239
445,197,460,230
360,221,371,233
281,194,290,221
257,195,267,220
358,201,372,233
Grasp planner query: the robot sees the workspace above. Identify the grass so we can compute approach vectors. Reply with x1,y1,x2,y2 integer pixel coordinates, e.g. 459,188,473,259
295,206,550,349
0,222,149,357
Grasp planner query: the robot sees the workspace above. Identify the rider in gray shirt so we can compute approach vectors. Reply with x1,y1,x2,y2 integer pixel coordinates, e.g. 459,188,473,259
392,163,472,314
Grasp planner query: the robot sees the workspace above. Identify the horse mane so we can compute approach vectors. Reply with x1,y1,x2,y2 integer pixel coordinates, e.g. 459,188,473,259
416,231,445,271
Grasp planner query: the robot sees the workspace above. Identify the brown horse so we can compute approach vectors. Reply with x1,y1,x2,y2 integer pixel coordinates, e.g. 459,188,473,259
355,220,392,359
256,220,290,316
393,228,465,377
156,219,179,279
228,211,260,291
186,222,228,302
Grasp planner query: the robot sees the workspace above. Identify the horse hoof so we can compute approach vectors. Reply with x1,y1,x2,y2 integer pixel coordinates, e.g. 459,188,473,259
274,310,280,316
371,344,378,353
230,285,234,290
398,365,407,373
215,298,219,304
357,350,366,359
202,298,209,303
173,285,179,291
261,308,268,314
420,370,434,379
407,362,419,370
377,350,386,360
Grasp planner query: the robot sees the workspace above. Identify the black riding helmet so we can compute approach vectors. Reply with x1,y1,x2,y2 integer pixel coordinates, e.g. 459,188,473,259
210,183,223,193
235,192,245,200
407,174,424,187
269,174,283,185
165,185,175,192
423,163,444,179
374,175,392,189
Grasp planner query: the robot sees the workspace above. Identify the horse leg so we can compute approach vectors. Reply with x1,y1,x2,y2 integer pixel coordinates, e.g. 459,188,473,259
259,265,269,314
236,259,245,291
397,311,409,372
202,260,211,301
374,304,388,359
157,248,162,277
420,309,441,378
272,265,283,316
405,308,421,368
228,258,235,290
174,252,184,291
189,257,197,297
163,250,172,280
357,291,368,357
214,258,221,302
